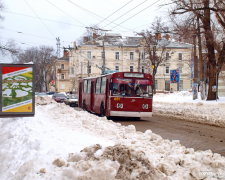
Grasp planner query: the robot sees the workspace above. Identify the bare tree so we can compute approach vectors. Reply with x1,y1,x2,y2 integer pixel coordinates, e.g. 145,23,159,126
0,40,20,62
70,77,78,94
138,17,169,93
16,46,56,92
0,1,20,56
171,0,225,100
170,14,197,43
0,0,4,20
170,14,208,99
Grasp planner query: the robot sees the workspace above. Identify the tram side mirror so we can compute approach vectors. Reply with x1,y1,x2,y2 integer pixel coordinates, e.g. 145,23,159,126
109,83,113,90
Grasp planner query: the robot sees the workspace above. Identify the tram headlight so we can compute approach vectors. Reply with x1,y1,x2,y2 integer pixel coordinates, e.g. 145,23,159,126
116,103,123,109
142,104,148,109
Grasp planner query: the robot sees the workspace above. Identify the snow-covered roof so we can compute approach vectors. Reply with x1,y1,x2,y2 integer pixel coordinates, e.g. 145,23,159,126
163,40,193,49
81,35,193,49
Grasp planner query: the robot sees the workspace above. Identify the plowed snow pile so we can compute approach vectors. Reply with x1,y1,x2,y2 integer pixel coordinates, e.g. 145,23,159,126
0,95,225,180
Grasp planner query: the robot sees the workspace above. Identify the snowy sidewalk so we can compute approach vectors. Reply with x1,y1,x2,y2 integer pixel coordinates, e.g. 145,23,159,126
153,91,225,127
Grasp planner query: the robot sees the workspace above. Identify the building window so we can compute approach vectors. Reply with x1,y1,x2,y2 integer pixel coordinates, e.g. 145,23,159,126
87,51,92,59
115,52,119,60
60,84,65,90
130,66,134,72
130,52,134,60
166,66,169,74
165,80,170,91
179,66,182,73
142,66,144,73
166,52,169,60
72,67,74,74
70,67,74,75
179,53,182,60
115,66,119,71
61,64,64,69
61,74,65,80
141,52,145,60
87,65,91,74
179,80,183,91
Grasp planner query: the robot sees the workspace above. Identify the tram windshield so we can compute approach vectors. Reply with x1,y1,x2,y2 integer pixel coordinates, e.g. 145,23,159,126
111,78,152,97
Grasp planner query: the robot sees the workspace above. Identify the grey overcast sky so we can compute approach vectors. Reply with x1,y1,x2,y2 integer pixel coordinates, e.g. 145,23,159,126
0,0,171,55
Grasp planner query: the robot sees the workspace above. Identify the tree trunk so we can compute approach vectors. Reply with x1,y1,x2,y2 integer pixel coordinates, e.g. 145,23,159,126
153,67,157,94
202,0,217,100
207,64,217,100
153,75,156,94
197,17,206,100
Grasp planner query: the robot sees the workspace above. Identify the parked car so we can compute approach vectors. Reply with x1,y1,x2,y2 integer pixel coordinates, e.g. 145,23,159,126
52,93,67,103
35,92,48,96
64,94,78,107
46,91,55,95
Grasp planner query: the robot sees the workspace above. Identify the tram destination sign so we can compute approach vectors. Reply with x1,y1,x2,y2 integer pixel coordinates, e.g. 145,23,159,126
0,64,35,117
124,73,144,78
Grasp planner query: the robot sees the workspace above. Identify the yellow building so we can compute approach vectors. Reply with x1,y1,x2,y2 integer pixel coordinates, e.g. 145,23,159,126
69,34,193,92
218,66,225,96
55,53,72,93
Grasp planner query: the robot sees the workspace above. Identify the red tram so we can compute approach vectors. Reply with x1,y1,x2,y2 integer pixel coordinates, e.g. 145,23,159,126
78,72,153,119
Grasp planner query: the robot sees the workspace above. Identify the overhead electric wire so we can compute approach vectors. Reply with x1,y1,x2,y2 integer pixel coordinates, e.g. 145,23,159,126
66,0,133,32
0,36,37,47
97,0,135,26
4,10,84,27
66,0,103,20
103,0,149,28
0,28,55,41
111,0,162,30
23,0,56,38
45,0,86,26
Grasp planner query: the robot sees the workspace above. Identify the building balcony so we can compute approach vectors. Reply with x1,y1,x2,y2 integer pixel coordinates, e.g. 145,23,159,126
57,69,69,73
57,78,70,81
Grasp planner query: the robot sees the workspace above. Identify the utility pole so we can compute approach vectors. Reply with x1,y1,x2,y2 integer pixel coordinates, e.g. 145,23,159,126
87,61,90,77
56,37,60,58
138,51,141,72
102,38,106,74
85,27,111,75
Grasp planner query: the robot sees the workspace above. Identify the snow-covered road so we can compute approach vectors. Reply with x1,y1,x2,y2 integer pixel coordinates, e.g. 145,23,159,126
117,115,225,156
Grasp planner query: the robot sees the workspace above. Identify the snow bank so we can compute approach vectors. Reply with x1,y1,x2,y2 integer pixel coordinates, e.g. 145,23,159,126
1,95,225,180
153,91,225,127
35,95,56,105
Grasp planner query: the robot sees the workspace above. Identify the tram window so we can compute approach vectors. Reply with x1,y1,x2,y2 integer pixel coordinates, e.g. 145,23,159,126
87,80,91,93
101,77,106,93
96,78,101,94
112,83,119,95
119,84,132,96
135,85,152,97
83,80,87,93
